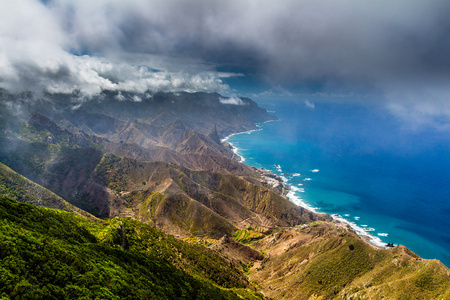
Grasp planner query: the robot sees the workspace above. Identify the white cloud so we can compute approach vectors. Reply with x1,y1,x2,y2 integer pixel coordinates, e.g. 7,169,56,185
115,91,126,101
0,0,231,97
220,96,246,105
304,100,315,109
132,95,142,102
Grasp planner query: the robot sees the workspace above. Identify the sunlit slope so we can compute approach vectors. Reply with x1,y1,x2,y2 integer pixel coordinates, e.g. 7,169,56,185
0,197,265,299
248,222,450,300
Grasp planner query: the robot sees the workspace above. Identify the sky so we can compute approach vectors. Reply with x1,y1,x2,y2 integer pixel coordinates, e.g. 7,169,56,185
1,0,450,126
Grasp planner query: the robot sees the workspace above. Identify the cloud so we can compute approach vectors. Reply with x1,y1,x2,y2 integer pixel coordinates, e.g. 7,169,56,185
0,0,232,96
1,0,449,122
220,96,246,105
304,100,315,109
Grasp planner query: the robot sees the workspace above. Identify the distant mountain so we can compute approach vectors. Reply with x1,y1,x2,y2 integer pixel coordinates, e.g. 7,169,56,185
0,106,326,237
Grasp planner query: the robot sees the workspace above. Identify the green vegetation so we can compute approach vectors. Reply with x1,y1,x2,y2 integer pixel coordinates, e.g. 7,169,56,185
0,197,264,299
233,229,264,244
300,235,387,297
249,224,450,300
92,217,250,289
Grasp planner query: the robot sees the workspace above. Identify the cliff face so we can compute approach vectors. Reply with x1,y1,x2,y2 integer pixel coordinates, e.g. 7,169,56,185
0,162,97,220
31,91,277,139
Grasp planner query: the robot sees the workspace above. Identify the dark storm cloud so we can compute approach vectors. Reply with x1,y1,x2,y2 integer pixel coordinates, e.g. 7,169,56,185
1,0,449,122
88,1,450,82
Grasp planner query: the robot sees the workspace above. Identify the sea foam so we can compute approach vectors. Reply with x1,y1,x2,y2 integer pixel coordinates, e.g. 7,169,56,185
286,188,318,212
331,214,387,248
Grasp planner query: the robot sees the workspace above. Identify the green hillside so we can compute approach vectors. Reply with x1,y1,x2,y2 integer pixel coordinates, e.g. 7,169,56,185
249,223,450,300
0,197,264,299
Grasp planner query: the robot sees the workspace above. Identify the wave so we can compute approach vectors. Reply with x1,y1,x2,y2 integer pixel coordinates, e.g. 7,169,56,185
244,129,259,135
224,140,246,162
278,166,387,249
221,127,262,143
221,128,265,162
286,189,318,212
290,186,305,193
311,169,320,173
256,119,278,125
331,214,386,248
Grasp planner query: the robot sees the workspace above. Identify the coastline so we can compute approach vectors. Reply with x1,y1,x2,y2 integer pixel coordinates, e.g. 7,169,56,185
221,129,260,162
221,123,388,250
221,119,280,162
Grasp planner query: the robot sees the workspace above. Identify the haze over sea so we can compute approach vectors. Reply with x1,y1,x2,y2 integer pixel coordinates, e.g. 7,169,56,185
227,98,450,267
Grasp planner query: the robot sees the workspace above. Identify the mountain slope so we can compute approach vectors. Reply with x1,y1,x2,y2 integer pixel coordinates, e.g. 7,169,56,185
95,157,330,238
246,222,450,299
0,197,265,299
0,162,97,220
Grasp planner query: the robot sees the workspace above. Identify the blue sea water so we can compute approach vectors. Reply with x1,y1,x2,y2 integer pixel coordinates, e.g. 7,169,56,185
227,98,450,267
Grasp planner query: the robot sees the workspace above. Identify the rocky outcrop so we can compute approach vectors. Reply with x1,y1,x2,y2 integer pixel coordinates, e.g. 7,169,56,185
208,125,222,145
28,111,61,134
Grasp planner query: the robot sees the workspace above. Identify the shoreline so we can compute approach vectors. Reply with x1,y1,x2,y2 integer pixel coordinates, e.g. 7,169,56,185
221,122,388,250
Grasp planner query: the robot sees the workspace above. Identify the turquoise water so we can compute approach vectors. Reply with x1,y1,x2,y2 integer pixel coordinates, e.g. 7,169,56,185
227,99,450,267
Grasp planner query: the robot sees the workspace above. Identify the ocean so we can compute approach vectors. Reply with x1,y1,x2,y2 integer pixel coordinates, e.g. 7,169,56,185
226,98,450,267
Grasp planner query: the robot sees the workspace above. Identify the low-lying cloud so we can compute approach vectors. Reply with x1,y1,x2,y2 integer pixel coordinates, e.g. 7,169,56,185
0,0,231,97
220,96,246,105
